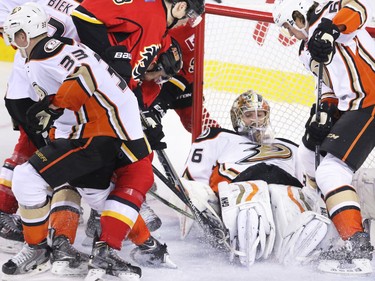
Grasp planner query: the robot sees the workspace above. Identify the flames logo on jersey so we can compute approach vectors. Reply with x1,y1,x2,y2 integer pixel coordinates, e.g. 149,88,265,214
236,143,292,164
133,44,161,82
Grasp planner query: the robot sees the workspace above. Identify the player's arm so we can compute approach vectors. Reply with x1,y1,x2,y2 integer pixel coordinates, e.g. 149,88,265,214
71,5,111,58
52,65,96,111
333,0,370,33
182,128,225,184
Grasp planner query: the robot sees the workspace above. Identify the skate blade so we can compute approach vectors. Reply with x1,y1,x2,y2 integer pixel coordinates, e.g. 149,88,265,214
130,252,177,269
84,268,140,281
1,261,51,281
84,268,106,281
0,237,24,254
317,258,373,275
51,260,88,276
163,254,178,269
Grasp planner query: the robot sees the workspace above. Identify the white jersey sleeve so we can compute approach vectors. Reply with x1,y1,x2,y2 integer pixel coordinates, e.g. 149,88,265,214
183,127,302,188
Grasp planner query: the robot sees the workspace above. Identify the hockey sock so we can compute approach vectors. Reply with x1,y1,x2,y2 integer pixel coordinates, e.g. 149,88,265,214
127,215,151,246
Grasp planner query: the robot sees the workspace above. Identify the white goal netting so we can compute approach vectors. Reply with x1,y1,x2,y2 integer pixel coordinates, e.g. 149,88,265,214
195,4,375,168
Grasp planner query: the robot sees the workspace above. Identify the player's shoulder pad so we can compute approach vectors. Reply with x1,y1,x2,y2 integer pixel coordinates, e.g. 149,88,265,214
308,2,329,27
194,127,237,143
29,37,74,61
275,137,298,148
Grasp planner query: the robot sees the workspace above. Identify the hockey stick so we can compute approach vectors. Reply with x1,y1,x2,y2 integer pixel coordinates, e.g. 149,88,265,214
140,111,229,246
315,62,324,170
152,164,191,205
154,149,229,246
148,189,195,219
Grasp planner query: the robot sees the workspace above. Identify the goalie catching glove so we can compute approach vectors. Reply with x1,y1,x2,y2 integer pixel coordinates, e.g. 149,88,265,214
26,96,64,134
308,18,340,65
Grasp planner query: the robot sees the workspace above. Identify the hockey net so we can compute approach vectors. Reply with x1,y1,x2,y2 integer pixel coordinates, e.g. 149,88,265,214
193,3,375,168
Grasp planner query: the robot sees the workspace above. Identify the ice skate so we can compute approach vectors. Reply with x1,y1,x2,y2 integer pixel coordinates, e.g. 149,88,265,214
318,232,374,275
1,240,51,280
50,234,90,276
0,212,24,254
130,235,177,269
139,201,162,232
82,208,101,247
85,241,141,281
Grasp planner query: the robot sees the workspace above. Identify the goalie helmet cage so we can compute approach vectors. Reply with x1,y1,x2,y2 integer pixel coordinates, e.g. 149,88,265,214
193,3,375,168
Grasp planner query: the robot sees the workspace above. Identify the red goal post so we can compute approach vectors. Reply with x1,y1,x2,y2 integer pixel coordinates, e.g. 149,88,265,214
193,3,375,168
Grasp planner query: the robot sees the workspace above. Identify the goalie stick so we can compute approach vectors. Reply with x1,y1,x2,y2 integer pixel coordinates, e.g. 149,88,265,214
140,111,229,247
155,149,229,247
148,187,195,219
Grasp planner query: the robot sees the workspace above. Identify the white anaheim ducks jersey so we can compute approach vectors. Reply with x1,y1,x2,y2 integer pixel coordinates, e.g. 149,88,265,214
182,127,303,193
26,37,144,141
3,0,80,101
299,0,375,111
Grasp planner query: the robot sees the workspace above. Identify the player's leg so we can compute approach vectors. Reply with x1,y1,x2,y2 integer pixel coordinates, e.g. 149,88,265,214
87,151,154,280
316,108,375,273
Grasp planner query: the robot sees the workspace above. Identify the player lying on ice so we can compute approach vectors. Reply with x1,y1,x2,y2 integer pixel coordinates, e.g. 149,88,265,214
171,90,373,274
273,0,375,274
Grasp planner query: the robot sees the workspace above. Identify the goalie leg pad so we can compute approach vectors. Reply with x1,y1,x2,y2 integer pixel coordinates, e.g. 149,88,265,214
269,184,330,264
237,207,257,266
352,168,375,220
279,212,329,265
219,181,275,266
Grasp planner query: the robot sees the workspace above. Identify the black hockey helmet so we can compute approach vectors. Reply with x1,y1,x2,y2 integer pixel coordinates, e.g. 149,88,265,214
186,0,205,16
173,0,205,27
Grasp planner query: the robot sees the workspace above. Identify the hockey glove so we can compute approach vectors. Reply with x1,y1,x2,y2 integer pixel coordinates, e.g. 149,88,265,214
308,18,340,64
158,38,183,77
142,109,167,150
302,101,340,150
104,46,133,83
26,97,64,134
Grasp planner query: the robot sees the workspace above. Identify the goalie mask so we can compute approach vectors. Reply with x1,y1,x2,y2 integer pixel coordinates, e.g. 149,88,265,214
272,0,315,38
230,90,274,144
3,2,48,56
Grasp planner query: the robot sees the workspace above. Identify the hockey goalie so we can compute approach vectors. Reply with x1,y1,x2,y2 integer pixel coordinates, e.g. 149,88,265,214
170,91,334,268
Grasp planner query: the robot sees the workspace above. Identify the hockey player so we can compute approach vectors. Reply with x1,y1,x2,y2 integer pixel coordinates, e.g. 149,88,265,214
0,0,91,275
142,24,220,133
71,0,205,149
273,0,375,274
0,0,173,272
177,90,331,267
2,4,154,280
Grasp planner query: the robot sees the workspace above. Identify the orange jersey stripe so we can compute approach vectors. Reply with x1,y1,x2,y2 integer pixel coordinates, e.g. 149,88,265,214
39,137,93,174
287,186,305,213
342,114,373,161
